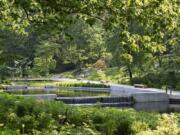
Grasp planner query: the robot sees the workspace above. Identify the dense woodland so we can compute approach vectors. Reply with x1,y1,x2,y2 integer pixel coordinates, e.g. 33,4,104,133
0,0,179,89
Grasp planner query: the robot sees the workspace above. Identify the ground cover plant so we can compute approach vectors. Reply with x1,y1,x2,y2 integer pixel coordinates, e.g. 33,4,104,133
0,93,179,135
57,82,110,88
5,89,110,97
12,81,110,88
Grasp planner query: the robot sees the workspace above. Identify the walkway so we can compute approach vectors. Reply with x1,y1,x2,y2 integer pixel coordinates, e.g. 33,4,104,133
54,78,180,96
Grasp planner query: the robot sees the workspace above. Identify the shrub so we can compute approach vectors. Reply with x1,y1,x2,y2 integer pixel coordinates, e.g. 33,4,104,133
113,111,135,135
155,114,180,135
63,74,76,79
94,59,107,70
136,114,180,135
32,56,56,76
58,82,110,88
0,129,20,135
1,79,11,84
20,115,38,133
131,121,149,134
60,123,101,135
131,73,163,88
0,93,179,135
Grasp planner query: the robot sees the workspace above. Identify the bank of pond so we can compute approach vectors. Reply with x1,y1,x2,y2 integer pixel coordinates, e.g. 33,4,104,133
3,87,180,113
2,80,180,114
8,80,110,88
0,93,179,135
6,89,110,97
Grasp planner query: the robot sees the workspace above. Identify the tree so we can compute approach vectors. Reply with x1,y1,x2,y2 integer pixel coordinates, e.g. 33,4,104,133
0,0,179,87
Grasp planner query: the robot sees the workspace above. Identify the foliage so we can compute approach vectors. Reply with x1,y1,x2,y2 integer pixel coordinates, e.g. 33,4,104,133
32,56,56,76
86,67,128,84
136,114,180,135
131,121,149,134
0,129,21,135
7,89,110,97
94,59,107,70
0,0,179,91
131,71,180,90
131,73,163,88
57,82,110,88
63,74,76,79
0,94,179,135
0,65,14,80
13,80,110,88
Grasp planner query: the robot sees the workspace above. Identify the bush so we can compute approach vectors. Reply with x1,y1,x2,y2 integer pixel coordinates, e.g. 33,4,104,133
1,79,11,84
0,93,179,135
136,114,180,135
131,121,149,134
131,73,163,88
131,71,180,90
63,74,76,79
0,129,20,135
94,59,107,70
32,56,56,76
0,65,13,80
58,82,110,88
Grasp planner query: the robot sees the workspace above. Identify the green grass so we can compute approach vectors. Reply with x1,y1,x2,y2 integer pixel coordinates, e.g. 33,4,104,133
14,81,60,86
12,81,110,88
57,82,110,88
6,89,110,97
63,73,76,79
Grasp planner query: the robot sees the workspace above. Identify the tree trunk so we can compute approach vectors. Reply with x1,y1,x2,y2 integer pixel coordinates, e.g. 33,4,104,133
157,56,162,68
127,64,133,81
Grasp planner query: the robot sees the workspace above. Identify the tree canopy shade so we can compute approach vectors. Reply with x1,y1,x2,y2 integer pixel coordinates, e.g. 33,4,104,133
0,0,179,89
1,1,178,30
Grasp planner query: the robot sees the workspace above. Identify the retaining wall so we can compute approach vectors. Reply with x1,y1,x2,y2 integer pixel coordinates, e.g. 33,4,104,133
111,85,169,102
20,94,57,100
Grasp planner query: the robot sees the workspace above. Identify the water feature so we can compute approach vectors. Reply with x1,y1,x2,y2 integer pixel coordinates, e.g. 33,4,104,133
5,89,110,97
4,87,180,112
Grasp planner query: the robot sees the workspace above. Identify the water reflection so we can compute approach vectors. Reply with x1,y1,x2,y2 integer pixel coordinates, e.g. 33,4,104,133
134,102,169,112
103,102,180,112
